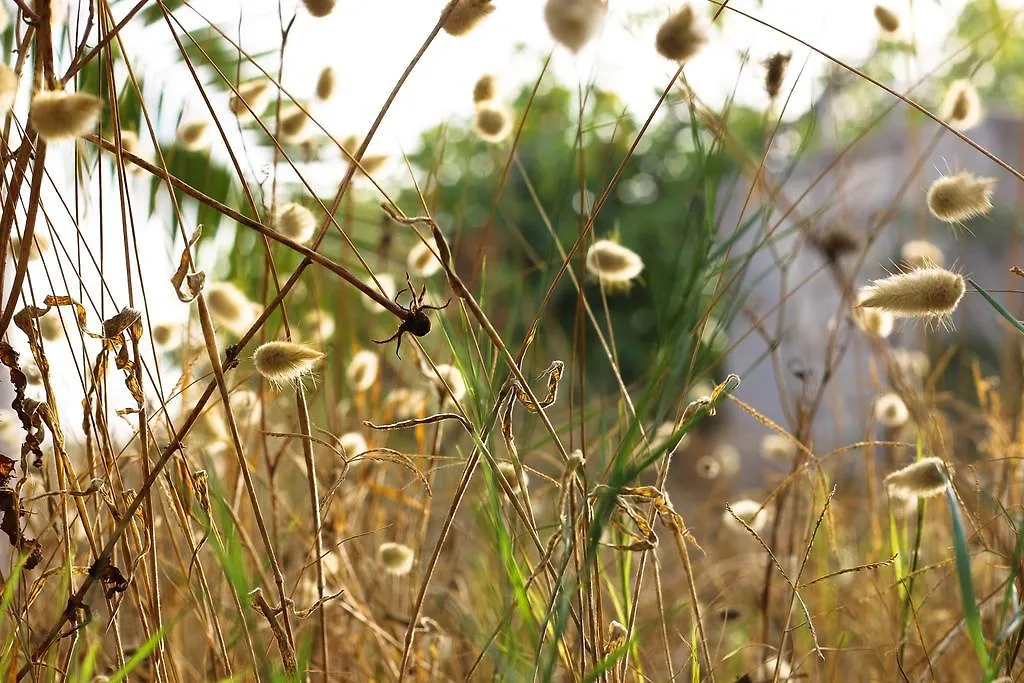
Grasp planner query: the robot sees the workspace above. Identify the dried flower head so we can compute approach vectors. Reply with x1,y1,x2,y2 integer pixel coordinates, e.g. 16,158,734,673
29,90,103,142
874,391,909,428
362,274,397,314
852,291,895,338
544,0,608,53
885,456,951,498
760,433,796,464
939,79,983,131
229,81,271,119
430,364,467,402
302,0,336,17
276,202,316,243
655,5,707,62
495,461,528,494
443,0,495,36
857,266,965,320
0,64,18,113
206,282,254,333
378,542,414,575
473,104,512,143
315,66,336,101
253,341,323,385
585,239,644,287
873,4,900,34
337,431,368,459
302,309,335,339
763,52,791,99
473,74,497,104
724,499,770,534
926,171,995,224
177,120,210,151
346,349,380,392
901,239,944,268
408,238,443,277
605,620,628,651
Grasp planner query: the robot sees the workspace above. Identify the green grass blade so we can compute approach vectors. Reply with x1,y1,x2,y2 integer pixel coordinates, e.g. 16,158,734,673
944,481,990,671
969,278,1024,336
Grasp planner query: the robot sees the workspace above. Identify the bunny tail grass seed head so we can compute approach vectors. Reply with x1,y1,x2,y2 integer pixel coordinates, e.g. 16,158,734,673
544,0,608,53
857,266,965,320
756,657,793,682
177,120,210,151
901,239,944,268
337,431,368,459
853,291,894,338
724,499,770,534
763,52,791,100
11,230,51,262
443,0,495,36
926,171,995,224
253,341,323,385
377,542,414,576
315,66,336,101
276,202,316,244
0,64,17,113
37,313,62,342
29,90,103,142
279,107,312,143
430,364,467,403
229,81,271,119
885,456,951,498
874,392,909,428
655,5,707,62
873,4,900,34
939,79,983,131
362,274,397,314
151,321,181,349
473,74,497,104
473,104,512,143
302,0,336,17
695,455,721,479
346,349,380,392
585,239,644,287
760,433,796,464
206,282,253,333
302,309,335,339
495,461,528,495
408,238,443,277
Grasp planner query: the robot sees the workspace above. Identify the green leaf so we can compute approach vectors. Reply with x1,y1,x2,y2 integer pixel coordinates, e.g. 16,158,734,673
944,480,990,671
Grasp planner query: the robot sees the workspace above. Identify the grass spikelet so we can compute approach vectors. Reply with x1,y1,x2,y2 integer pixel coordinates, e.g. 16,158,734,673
253,341,324,385
177,120,210,151
874,392,909,427
939,79,983,131
495,461,528,494
585,239,644,287
430,364,466,403
229,81,271,119
473,104,512,143
442,0,495,37
206,282,254,333
0,64,18,113
724,499,769,534
377,542,414,576
276,202,316,243
926,171,995,224
362,274,397,313
873,4,900,35
315,67,335,101
408,238,443,277
337,431,368,459
544,0,608,53
473,74,496,104
857,266,965,319
763,52,791,99
901,239,944,268
302,0,336,18
655,5,707,62
346,349,380,392
29,90,103,142
761,433,796,464
884,456,951,498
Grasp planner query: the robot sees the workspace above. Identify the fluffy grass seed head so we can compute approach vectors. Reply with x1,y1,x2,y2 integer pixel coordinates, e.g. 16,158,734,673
873,4,900,35
715,443,741,477
495,461,528,495
431,364,467,403
408,238,443,277
655,5,707,62
443,0,495,36
315,66,335,101
0,64,18,113
585,239,644,288
346,349,380,392
151,321,181,350
939,79,983,131
362,274,397,313
279,107,312,143
756,657,793,681
885,456,951,498
544,0,608,53
302,309,335,339
857,266,965,320
29,90,103,142
473,104,512,143
473,74,497,104
377,542,415,576
253,341,323,385
874,392,909,427
206,282,254,333
336,431,368,459
302,0,336,17
37,313,63,342
276,202,316,244
384,388,429,419
853,291,895,338
229,81,271,119
760,433,796,464
695,454,721,479
763,52,791,99
901,239,944,268
724,499,770,534
177,120,210,151
926,171,995,224
892,347,929,382
11,230,52,262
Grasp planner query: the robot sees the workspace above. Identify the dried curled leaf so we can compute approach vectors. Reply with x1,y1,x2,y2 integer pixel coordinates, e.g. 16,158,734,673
171,225,206,302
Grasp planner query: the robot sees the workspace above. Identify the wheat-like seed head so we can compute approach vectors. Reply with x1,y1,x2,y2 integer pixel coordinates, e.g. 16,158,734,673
884,456,951,498
253,341,324,384
442,0,495,37
763,52,791,100
346,349,380,392
276,202,317,244
544,0,608,53
874,392,909,428
873,5,900,34
301,0,336,18
377,542,415,576
29,90,103,142
655,5,707,62
315,67,335,101
939,79,983,131
473,104,512,143
926,171,995,224
857,266,965,319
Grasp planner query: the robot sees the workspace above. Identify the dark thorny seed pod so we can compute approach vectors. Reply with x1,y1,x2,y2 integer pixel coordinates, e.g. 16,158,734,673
809,225,859,264
763,52,791,99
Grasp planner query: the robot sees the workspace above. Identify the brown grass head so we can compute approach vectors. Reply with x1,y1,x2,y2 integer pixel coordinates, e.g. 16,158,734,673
585,239,644,287
473,104,512,143
301,0,336,18
763,52,791,99
377,542,415,576
939,79,983,131
655,5,707,62
472,74,497,104
873,4,900,34
276,202,317,243
442,0,495,37
177,120,211,151
315,66,336,101
229,81,271,119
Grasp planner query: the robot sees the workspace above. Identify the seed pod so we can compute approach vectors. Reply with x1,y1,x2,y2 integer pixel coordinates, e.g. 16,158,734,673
544,0,607,53
442,0,495,37
276,202,316,244
177,120,211,151
302,0,336,18
874,392,909,428
939,79,982,131
29,90,103,142
229,81,271,119
873,4,900,34
884,456,951,498
346,349,380,392
0,64,18,113
473,104,512,143
724,499,770,534
763,52,791,99
473,74,496,104
253,341,323,384
926,171,995,224
857,266,965,319
585,239,644,286
407,238,443,277
377,542,415,575
900,239,944,268
315,66,336,101
655,5,707,62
